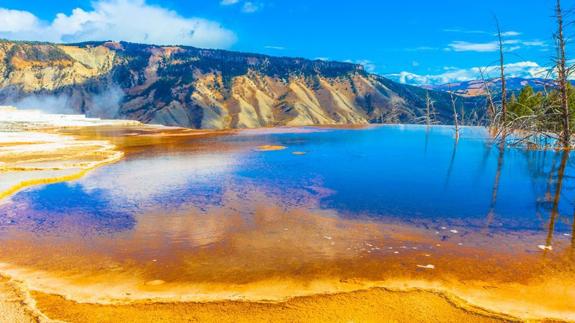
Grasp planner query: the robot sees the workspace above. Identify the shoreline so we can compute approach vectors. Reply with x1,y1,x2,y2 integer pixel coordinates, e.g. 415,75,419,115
0,214,573,321
0,132,125,202
0,275,50,323
32,287,513,323
0,106,231,202
0,195,574,321
0,270,516,323
0,149,124,202
1,272,569,322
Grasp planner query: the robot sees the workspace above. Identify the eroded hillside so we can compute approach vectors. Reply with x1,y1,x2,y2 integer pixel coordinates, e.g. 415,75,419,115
0,41,484,129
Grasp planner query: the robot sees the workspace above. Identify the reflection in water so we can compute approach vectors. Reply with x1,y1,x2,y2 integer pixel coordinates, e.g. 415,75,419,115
527,149,552,223
424,126,430,155
1,125,575,320
544,150,570,256
545,153,561,212
485,140,505,230
4,125,575,240
572,208,575,257
2,187,575,315
443,137,459,189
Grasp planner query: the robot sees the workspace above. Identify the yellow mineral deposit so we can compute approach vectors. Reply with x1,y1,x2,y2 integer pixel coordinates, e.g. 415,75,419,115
0,106,234,202
255,145,287,151
0,107,134,200
0,196,574,322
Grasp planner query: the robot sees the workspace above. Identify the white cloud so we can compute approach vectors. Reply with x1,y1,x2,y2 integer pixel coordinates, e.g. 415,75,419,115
264,45,285,50
242,2,261,13
0,0,236,49
221,0,262,13
78,153,238,206
440,28,549,53
360,61,377,73
447,41,499,52
220,0,240,5
523,40,547,47
405,46,439,52
387,61,550,85
345,59,376,73
443,28,521,37
0,8,40,32
446,39,544,52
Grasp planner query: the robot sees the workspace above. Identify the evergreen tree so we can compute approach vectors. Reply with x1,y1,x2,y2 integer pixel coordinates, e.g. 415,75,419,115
508,85,543,118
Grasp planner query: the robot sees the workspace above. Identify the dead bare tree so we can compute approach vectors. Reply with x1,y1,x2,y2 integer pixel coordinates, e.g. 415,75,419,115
478,67,497,125
495,16,508,127
425,90,434,127
555,0,571,148
448,86,460,140
387,102,400,124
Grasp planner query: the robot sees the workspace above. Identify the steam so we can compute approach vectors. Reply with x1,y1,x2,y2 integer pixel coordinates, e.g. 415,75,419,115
4,92,76,115
87,85,125,119
0,85,126,119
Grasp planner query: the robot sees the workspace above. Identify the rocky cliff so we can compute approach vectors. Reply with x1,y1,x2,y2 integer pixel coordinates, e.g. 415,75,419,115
0,40,484,129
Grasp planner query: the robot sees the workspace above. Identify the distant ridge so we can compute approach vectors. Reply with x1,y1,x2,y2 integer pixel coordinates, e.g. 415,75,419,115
424,77,558,97
0,40,484,128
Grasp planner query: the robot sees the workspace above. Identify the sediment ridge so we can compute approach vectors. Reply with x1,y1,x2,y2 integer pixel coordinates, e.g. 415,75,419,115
0,271,519,323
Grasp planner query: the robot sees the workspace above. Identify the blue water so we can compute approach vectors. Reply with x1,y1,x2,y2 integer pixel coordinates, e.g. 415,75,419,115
1,125,574,236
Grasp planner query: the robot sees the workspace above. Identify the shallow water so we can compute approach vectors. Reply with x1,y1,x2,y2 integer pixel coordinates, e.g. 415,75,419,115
1,125,575,319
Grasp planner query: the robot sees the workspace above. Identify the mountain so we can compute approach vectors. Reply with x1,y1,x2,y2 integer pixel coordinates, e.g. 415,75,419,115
0,40,484,128
425,78,557,97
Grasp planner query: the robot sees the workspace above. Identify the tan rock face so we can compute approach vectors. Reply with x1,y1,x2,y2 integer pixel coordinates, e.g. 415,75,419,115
0,42,115,92
0,40,478,129
179,71,410,129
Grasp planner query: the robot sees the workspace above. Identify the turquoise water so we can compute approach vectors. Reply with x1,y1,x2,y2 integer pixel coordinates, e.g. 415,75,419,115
1,125,574,236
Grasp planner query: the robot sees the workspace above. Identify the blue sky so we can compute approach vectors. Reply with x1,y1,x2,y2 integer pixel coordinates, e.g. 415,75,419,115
0,0,563,84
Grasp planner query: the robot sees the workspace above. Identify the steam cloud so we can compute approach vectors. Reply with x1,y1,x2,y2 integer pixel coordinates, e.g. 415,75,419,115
0,85,126,119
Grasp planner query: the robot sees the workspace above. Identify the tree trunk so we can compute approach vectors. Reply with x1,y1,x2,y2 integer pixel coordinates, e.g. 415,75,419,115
495,17,507,126
425,91,432,127
449,87,459,140
479,68,496,125
556,0,571,148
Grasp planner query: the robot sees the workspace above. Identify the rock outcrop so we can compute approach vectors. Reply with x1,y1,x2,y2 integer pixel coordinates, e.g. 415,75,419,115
0,40,484,129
